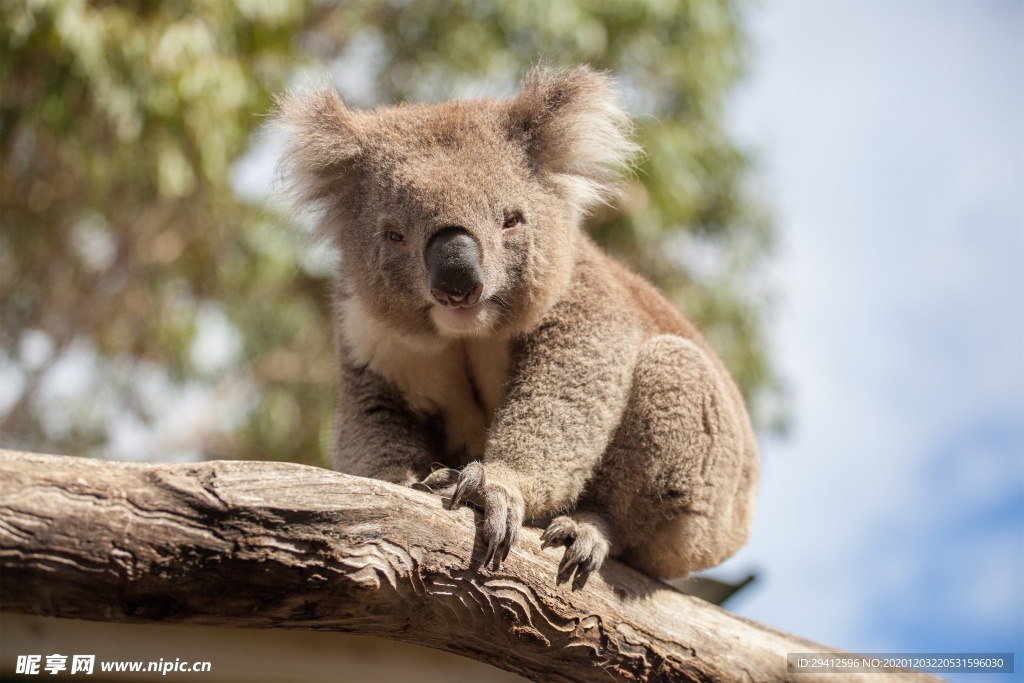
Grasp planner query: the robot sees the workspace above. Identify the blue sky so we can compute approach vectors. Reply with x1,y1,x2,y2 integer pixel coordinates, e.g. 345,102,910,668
714,1,1023,678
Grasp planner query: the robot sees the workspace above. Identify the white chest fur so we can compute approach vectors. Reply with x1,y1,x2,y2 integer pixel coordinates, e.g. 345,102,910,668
341,298,511,461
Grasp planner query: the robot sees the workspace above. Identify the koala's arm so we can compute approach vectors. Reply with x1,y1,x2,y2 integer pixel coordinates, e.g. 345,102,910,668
333,347,440,485
483,275,640,519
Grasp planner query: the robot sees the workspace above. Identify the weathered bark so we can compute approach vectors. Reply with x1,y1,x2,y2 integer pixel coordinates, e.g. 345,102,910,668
0,449,943,683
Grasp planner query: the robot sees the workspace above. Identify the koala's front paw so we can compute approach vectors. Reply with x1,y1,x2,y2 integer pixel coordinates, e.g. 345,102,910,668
541,515,610,591
449,461,525,569
411,466,461,498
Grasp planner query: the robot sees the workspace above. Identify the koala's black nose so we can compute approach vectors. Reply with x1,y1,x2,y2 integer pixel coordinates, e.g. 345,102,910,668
425,227,483,307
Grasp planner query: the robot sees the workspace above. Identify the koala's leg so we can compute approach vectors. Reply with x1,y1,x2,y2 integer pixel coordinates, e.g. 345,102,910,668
584,334,759,579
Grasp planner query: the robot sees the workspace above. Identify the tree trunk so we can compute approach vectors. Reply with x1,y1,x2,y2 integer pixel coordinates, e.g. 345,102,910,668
0,450,944,683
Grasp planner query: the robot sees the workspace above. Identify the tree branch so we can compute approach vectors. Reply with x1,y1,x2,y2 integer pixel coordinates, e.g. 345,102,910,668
0,450,942,683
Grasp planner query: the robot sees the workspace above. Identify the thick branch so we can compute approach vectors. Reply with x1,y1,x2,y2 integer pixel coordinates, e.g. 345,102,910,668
0,450,942,683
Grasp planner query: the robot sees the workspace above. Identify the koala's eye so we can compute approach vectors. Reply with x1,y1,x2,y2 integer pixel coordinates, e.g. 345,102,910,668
387,230,406,244
502,213,523,231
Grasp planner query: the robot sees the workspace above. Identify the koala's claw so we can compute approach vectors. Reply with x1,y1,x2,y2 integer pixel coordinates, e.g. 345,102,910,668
411,467,461,496
481,486,522,567
448,461,485,510
540,517,576,550
542,515,610,591
449,462,524,570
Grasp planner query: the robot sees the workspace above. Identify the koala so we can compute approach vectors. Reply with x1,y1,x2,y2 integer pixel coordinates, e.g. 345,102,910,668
275,65,758,590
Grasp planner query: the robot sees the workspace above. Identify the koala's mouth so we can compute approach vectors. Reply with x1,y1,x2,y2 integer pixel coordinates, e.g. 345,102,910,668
431,282,483,309
429,295,491,335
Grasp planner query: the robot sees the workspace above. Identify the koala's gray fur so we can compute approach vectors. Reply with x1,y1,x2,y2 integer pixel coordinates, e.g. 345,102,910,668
275,65,758,589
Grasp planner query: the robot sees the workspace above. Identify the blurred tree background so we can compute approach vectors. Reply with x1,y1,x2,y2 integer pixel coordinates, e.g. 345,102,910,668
1,0,782,467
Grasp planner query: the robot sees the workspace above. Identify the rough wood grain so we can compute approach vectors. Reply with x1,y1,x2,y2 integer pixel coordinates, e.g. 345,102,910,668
0,450,944,683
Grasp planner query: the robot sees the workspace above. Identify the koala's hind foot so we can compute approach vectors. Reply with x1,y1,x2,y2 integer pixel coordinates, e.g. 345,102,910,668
449,461,525,569
540,512,611,591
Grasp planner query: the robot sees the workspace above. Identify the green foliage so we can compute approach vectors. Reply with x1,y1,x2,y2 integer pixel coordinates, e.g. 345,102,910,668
1,0,783,465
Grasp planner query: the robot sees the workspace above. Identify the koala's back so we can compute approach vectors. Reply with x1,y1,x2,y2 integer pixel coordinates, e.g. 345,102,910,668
548,235,741,403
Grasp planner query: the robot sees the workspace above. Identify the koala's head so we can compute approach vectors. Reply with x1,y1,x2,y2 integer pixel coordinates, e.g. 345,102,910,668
276,65,637,341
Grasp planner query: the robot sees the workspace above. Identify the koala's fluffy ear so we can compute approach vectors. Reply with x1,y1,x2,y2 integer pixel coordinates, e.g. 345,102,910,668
508,65,639,212
273,86,362,232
